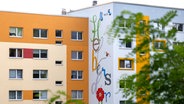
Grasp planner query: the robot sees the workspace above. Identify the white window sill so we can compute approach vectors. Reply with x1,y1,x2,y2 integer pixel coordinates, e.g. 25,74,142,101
119,68,133,70
71,59,83,61
33,58,48,60
9,99,23,101
119,47,133,50
9,78,23,80
9,36,23,38
9,57,23,59
56,37,62,38
33,78,48,80
33,37,48,39
33,99,47,101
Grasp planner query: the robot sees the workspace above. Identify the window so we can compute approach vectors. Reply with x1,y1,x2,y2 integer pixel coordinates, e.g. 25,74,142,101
119,80,131,88
9,27,23,37
71,31,82,40
71,71,83,80
33,49,48,58
55,101,63,104
71,51,82,60
174,23,184,32
119,58,134,70
33,90,47,100
56,41,62,45
153,40,166,50
120,100,134,104
9,48,23,58
55,81,63,85
9,90,22,100
56,30,62,38
55,61,63,65
71,90,83,99
33,70,48,79
33,29,47,38
119,39,132,48
9,69,23,79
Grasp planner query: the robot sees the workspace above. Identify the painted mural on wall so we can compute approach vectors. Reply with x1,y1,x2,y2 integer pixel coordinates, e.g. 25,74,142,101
90,9,112,104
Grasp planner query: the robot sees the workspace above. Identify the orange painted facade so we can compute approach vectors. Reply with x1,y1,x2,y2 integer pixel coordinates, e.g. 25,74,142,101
0,11,88,103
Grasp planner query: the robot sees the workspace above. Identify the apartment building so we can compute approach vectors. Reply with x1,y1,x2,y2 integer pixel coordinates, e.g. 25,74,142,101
0,11,88,104
68,2,184,104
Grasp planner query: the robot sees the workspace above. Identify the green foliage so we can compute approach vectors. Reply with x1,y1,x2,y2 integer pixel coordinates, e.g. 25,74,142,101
47,90,85,104
109,10,184,104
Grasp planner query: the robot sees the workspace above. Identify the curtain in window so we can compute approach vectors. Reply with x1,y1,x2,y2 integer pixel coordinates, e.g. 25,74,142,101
78,91,83,99
17,28,22,36
72,91,77,99
125,60,131,68
17,49,22,57
72,52,77,59
9,70,16,78
9,28,16,36
41,90,47,99
120,60,125,68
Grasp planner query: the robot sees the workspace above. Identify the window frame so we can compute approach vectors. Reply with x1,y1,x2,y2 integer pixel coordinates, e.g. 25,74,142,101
33,49,48,59
9,48,23,58
9,69,23,79
118,58,134,70
33,28,48,39
9,90,22,100
153,40,166,51
71,31,83,40
71,90,83,100
9,27,23,37
71,51,83,60
33,90,47,100
33,70,48,79
55,30,63,38
173,23,184,32
55,101,63,104
71,70,83,80
119,39,132,49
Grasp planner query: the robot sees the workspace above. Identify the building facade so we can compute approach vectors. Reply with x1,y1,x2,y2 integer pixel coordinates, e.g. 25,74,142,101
68,2,184,104
0,11,88,104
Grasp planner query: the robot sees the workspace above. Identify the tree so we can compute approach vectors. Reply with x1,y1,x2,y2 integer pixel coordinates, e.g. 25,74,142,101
108,10,184,104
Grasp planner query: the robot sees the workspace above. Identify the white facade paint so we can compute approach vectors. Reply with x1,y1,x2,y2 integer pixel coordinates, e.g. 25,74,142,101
68,2,184,104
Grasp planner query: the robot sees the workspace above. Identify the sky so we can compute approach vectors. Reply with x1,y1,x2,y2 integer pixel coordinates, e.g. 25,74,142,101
0,0,183,15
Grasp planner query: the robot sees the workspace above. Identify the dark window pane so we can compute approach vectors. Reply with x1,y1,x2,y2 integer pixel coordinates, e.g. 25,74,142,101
71,32,77,39
55,81,62,85
55,101,63,104
33,29,39,37
178,24,183,31
33,70,39,78
56,30,62,37
71,71,77,79
78,71,83,79
33,91,39,99
9,91,16,99
55,61,62,64
78,52,82,59
9,49,16,57
72,51,77,59
78,32,82,40
126,41,132,48
41,50,47,58
41,29,47,38
40,70,47,78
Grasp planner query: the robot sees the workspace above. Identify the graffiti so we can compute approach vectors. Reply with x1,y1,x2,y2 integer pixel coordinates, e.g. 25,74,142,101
91,9,113,103
102,67,111,85
104,92,111,102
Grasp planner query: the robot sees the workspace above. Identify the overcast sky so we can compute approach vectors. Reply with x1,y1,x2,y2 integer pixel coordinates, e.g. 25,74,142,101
0,0,183,15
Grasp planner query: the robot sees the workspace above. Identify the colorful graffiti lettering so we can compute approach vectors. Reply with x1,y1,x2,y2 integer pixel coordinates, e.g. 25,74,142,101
91,10,112,103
